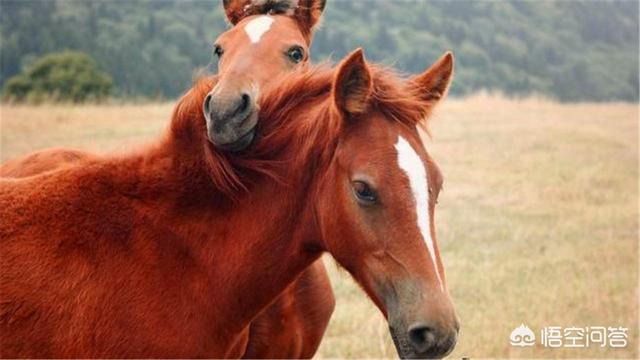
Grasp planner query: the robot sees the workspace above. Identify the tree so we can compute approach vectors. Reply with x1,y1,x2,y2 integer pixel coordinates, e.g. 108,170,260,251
0,0,637,101
2,51,113,103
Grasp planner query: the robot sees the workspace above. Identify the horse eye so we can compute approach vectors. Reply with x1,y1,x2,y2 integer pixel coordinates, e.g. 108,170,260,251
213,45,224,58
286,46,305,64
352,181,378,205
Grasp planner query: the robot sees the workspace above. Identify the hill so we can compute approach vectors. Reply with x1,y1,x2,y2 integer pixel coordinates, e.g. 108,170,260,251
1,0,638,101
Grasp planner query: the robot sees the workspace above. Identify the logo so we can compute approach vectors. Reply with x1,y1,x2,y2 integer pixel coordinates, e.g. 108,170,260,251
509,324,628,349
510,324,536,347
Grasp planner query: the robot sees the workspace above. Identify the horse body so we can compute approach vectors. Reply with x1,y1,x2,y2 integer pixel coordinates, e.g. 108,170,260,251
0,130,319,356
0,141,334,359
2,156,220,357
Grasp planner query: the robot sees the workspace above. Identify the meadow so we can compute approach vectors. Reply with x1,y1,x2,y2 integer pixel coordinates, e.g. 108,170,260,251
1,95,637,358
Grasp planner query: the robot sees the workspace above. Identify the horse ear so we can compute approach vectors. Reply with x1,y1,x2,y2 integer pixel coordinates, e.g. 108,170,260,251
294,0,326,34
223,0,252,25
332,48,373,117
410,52,454,104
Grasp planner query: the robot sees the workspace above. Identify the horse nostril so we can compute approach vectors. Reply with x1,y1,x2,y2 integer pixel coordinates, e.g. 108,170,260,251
204,94,212,114
408,323,437,354
239,93,250,114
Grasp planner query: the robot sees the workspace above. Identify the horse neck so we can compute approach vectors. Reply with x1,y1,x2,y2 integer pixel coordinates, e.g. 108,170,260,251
124,95,337,345
205,190,323,339
201,97,339,339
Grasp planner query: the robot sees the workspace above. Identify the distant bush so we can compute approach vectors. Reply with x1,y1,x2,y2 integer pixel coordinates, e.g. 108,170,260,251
2,51,113,103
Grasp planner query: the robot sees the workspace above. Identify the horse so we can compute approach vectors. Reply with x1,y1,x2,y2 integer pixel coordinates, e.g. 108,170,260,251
0,0,334,357
0,48,458,358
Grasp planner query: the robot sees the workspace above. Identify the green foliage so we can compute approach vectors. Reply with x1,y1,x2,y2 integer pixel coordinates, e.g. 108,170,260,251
3,51,112,103
0,0,637,102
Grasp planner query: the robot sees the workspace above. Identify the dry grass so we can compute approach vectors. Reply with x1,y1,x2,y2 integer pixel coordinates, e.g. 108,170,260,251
0,103,172,160
1,95,637,358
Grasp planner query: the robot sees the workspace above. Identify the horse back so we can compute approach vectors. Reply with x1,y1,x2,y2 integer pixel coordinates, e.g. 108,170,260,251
0,148,92,178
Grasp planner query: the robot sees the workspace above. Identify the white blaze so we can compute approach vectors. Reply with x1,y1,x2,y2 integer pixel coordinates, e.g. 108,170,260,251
394,135,444,291
244,16,274,44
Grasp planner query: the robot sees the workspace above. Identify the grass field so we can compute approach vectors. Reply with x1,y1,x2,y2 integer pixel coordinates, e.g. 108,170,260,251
1,95,637,358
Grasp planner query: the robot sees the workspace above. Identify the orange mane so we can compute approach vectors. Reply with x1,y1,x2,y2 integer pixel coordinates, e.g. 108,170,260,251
167,62,435,200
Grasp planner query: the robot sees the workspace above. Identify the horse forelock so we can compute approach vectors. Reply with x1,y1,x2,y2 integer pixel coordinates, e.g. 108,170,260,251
242,0,320,42
246,0,298,16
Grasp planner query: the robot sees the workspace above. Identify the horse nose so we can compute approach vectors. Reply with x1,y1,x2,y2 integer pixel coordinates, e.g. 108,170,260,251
204,93,213,114
408,323,437,354
408,322,458,358
207,92,253,130
203,90,258,151
238,93,250,116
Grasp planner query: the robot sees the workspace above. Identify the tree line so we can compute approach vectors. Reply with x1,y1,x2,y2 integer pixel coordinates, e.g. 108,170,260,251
1,0,638,102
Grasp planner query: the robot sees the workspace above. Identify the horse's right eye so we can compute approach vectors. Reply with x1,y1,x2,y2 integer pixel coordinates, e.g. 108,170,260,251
286,46,305,64
352,180,378,205
213,45,224,58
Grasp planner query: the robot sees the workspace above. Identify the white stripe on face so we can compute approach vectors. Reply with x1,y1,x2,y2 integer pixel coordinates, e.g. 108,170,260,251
244,16,274,44
395,135,444,291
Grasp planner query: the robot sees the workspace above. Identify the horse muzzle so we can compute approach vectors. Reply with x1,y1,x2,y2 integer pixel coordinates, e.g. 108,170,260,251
203,91,259,152
378,279,459,359
389,320,458,359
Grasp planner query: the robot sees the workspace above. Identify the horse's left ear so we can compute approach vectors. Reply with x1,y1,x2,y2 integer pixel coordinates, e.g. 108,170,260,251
332,48,373,118
410,52,454,104
294,0,326,35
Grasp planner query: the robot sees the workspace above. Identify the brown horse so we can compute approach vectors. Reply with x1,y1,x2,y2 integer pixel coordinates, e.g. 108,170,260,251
0,49,458,358
0,0,334,358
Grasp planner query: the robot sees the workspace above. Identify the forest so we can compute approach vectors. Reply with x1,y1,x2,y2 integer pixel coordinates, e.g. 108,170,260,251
1,0,638,101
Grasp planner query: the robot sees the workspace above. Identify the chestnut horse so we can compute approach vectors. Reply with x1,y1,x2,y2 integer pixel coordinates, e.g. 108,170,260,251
0,49,458,358
0,0,334,358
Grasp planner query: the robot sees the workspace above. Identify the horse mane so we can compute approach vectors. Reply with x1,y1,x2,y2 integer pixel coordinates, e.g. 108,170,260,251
241,0,322,42
259,62,434,135
167,75,252,199
250,62,435,164
244,0,298,16
167,62,436,201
